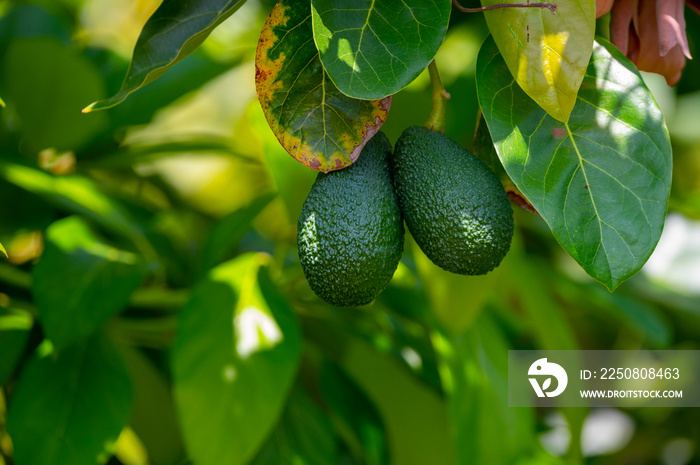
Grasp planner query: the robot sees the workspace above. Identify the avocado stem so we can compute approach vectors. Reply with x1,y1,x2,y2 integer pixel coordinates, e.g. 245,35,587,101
425,60,450,133
451,0,557,14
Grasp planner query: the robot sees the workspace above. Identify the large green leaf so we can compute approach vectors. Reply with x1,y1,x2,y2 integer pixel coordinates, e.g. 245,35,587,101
480,0,595,122
172,253,301,465
32,217,148,348
7,335,132,465
255,0,391,172
311,0,451,100
477,37,672,290
0,307,32,385
85,0,247,112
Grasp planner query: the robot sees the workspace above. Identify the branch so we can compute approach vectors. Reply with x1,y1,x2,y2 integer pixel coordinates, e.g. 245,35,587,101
452,0,557,14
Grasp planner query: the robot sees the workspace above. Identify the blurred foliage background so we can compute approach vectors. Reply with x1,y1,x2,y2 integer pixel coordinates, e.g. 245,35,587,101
0,1,700,464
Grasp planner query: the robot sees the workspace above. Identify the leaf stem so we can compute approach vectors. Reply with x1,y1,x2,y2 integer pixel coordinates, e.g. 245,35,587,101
452,0,557,14
425,60,450,133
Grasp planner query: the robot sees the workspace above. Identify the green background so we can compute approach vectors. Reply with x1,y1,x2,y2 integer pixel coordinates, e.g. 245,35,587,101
1,1,700,465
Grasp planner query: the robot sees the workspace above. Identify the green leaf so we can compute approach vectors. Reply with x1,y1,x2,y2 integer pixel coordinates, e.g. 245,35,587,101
433,317,536,464
553,275,671,348
198,192,276,275
477,37,672,290
0,160,147,244
0,307,32,385
311,0,451,100
172,253,301,465
411,235,501,334
4,38,107,151
84,0,247,112
32,217,148,348
339,335,456,465
255,0,391,172
7,335,132,465
250,387,338,465
505,255,579,350
472,114,536,214
0,241,7,258
319,362,389,465
118,344,186,465
480,0,595,122
0,96,5,107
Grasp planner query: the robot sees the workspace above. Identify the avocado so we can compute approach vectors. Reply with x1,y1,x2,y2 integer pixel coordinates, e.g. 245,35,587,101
392,126,513,275
297,132,404,307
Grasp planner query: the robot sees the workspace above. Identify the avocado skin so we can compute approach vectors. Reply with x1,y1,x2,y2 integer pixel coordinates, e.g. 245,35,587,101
392,126,513,275
297,133,404,307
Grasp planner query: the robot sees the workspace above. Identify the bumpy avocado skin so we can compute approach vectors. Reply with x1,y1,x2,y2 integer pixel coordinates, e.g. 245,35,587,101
297,133,404,307
392,126,513,275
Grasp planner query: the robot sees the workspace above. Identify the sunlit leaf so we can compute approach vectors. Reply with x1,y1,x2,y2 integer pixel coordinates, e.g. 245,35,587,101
0,96,5,107
311,0,451,100
32,217,148,348
172,253,301,465
480,0,595,122
85,0,247,112
255,0,391,172
0,241,7,258
472,114,536,214
477,37,672,290
7,335,132,465
0,307,32,385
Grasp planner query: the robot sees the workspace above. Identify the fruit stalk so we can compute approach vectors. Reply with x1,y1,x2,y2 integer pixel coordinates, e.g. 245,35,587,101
451,0,557,14
425,60,450,133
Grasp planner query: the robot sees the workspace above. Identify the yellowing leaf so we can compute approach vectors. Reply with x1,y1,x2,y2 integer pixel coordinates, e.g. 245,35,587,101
255,0,391,172
480,0,595,122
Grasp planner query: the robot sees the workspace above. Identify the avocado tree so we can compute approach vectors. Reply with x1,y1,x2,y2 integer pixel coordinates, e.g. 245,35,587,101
1,1,699,465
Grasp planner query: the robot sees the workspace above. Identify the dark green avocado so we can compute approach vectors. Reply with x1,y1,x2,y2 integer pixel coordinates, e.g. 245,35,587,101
297,132,404,307
392,126,513,275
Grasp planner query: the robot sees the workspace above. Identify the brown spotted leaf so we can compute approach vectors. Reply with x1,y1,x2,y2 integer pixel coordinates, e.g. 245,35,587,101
255,0,391,172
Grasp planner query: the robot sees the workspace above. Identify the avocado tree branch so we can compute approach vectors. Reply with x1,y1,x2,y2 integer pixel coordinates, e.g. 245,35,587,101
425,60,450,133
452,0,557,14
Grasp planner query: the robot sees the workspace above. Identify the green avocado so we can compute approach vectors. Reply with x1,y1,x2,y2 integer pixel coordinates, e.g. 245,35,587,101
297,132,404,307
392,126,513,275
